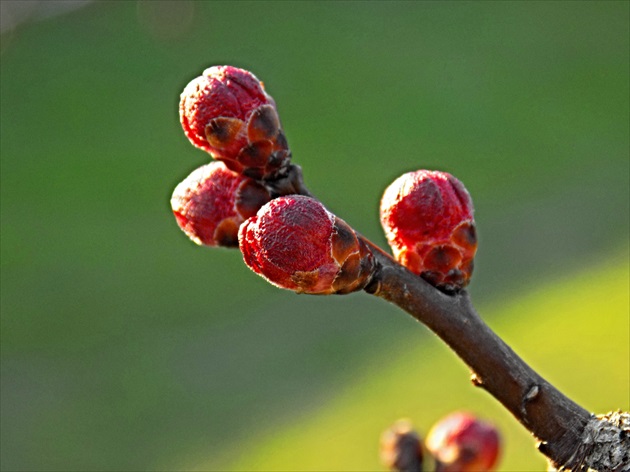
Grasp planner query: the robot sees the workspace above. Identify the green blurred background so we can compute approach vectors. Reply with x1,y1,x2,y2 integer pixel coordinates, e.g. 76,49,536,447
1,1,628,470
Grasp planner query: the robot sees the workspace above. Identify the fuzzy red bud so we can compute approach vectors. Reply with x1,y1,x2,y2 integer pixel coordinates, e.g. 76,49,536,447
380,419,424,472
171,161,271,247
426,412,500,472
380,170,477,292
179,65,291,179
238,195,375,294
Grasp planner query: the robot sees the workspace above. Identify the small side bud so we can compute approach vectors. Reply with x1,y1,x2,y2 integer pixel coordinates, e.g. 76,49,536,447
380,419,424,472
179,65,291,179
425,412,500,472
379,170,477,292
238,195,375,294
171,162,271,247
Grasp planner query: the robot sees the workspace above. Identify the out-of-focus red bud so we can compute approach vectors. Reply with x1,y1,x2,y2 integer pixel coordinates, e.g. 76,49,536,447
426,412,501,472
380,419,424,472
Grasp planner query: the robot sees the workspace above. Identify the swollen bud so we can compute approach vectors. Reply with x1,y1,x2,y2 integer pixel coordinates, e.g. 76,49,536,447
238,195,375,294
379,170,477,292
426,412,500,472
171,161,271,247
179,65,291,180
380,419,424,472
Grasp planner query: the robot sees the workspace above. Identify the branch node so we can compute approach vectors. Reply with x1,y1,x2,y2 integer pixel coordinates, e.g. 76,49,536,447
520,384,541,420
525,384,540,402
538,441,550,455
363,259,384,295
470,372,483,387
545,411,630,471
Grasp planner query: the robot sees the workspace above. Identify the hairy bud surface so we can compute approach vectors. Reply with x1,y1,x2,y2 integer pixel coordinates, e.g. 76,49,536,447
380,170,477,292
180,65,291,179
239,195,374,294
171,162,271,247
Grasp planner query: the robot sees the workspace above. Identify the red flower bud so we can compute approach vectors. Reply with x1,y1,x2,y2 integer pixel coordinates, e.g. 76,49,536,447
238,195,375,294
380,419,424,472
179,65,291,180
426,412,500,472
171,161,271,247
379,170,477,292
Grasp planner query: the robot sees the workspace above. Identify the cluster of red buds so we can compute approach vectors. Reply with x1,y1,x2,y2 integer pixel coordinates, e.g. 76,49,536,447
172,65,502,470
172,65,477,295
380,412,501,472
173,65,374,295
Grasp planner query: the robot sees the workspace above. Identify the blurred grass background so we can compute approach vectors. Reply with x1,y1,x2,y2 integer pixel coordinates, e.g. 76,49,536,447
0,1,628,471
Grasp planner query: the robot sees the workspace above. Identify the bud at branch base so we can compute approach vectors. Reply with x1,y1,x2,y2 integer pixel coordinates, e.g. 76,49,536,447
179,65,291,179
171,161,271,247
426,412,500,472
239,195,375,294
380,170,477,292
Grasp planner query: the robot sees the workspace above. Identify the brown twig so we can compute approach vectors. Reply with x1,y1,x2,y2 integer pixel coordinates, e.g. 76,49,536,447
272,164,629,471
364,247,594,468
